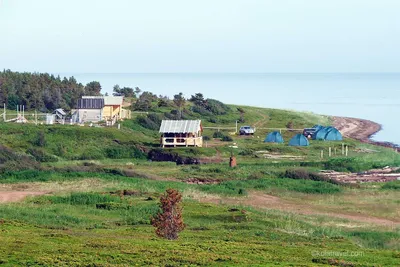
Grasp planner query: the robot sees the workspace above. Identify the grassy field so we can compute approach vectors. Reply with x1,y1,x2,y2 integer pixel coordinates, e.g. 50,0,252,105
0,174,399,266
1,103,399,266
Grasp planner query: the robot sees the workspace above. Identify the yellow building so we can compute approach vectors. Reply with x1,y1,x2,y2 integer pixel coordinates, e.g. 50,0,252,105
81,96,131,123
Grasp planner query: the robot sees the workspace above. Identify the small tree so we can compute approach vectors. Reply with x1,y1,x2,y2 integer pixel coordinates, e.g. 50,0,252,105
151,189,185,240
237,107,245,123
173,92,186,119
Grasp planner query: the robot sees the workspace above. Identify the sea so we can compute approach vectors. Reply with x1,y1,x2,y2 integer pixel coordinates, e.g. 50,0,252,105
60,73,400,145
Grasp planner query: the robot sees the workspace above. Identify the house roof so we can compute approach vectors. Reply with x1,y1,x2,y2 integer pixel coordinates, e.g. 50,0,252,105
54,108,66,116
77,98,105,109
159,120,202,133
82,96,123,106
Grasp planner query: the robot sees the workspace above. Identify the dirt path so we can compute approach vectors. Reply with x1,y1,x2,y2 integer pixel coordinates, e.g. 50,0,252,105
0,191,47,203
253,109,269,128
196,191,399,227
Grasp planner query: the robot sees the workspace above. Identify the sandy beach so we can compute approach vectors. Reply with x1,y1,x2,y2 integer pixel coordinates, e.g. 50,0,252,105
333,116,398,149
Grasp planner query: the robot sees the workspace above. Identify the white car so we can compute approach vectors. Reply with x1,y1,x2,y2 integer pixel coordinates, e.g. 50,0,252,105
239,126,255,135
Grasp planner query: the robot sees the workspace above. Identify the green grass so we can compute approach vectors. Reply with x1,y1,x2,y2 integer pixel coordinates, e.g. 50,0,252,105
0,190,398,266
1,103,399,265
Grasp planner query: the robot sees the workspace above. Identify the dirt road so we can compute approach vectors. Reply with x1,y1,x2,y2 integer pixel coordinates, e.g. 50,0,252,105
0,191,47,203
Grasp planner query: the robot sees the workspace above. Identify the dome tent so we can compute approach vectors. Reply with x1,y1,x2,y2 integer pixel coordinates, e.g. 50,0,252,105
312,125,324,132
289,134,309,146
264,131,284,143
324,127,343,141
314,126,334,140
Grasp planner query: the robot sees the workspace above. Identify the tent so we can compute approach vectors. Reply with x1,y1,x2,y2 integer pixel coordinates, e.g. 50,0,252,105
312,124,324,132
314,126,334,140
324,128,343,141
289,134,309,146
264,131,284,143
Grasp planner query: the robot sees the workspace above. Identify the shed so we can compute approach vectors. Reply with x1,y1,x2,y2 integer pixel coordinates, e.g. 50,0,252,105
159,120,203,147
289,134,309,146
264,131,284,143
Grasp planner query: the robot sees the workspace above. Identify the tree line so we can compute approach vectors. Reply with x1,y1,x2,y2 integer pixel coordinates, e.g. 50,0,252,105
0,70,102,111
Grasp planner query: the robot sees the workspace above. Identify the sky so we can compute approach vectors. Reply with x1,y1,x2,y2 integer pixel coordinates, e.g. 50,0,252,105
0,0,399,73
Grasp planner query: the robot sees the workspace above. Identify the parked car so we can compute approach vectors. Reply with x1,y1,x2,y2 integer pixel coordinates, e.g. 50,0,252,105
303,128,317,139
239,126,255,135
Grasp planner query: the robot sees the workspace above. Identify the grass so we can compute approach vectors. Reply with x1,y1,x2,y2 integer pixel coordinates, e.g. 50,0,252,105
0,103,399,265
0,189,398,266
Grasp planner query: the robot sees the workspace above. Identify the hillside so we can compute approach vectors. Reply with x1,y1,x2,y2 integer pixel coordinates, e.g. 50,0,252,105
0,84,399,266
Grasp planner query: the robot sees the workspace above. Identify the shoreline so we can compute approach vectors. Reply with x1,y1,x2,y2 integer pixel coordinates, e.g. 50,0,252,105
332,116,399,150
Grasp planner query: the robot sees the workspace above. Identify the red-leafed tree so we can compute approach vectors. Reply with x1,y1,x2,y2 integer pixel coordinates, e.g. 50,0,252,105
151,189,185,240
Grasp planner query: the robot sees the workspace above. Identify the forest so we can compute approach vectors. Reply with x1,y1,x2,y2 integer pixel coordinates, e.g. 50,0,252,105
0,69,101,111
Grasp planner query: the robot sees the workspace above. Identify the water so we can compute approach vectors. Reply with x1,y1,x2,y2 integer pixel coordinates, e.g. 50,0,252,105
60,73,400,145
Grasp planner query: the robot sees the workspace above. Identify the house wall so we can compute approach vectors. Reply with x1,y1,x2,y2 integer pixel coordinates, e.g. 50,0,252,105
102,105,121,120
77,109,102,123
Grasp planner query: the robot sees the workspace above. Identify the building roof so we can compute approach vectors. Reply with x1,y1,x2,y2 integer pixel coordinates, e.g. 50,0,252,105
159,120,202,133
82,96,123,106
77,98,105,109
54,108,66,116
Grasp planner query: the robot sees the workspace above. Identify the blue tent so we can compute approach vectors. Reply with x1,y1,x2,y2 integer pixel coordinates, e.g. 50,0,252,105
314,126,335,140
289,134,309,146
264,131,284,143
312,125,324,132
325,128,343,141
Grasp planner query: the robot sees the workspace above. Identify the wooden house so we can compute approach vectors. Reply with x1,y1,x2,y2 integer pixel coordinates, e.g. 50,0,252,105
159,120,203,147
72,96,131,124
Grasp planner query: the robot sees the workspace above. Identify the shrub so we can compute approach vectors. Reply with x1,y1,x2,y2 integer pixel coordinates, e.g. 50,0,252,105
27,148,58,162
151,189,185,240
238,188,247,195
213,131,225,139
381,181,400,190
205,99,230,115
283,168,340,185
203,136,211,141
33,131,47,147
222,135,233,142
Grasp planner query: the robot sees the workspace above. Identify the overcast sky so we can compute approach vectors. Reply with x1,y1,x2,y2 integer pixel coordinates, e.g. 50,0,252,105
0,0,399,73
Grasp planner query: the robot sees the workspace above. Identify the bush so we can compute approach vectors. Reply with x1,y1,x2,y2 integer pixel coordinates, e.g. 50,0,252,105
222,135,233,142
27,148,58,162
283,168,339,185
33,131,47,147
151,189,185,240
205,99,230,115
203,136,211,141
213,131,225,139
381,181,400,190
96,202,130,210
105,146,146,159
137,113,163,130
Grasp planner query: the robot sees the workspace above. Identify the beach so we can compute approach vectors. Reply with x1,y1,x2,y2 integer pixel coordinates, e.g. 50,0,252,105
333,116,398,149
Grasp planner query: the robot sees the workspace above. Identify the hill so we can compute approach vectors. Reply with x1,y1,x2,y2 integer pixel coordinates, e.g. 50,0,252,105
0,72,399,266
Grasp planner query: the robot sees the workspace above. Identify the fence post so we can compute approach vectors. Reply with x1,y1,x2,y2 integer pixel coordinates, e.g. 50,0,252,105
342,143,344,155
320,150,324,159
345,146,348,157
